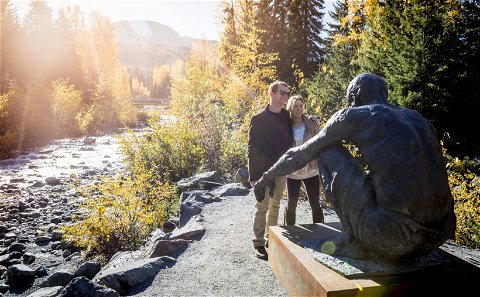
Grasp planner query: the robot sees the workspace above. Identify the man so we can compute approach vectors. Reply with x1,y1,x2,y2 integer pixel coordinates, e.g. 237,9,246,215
248,81,293,260
254,73,456,260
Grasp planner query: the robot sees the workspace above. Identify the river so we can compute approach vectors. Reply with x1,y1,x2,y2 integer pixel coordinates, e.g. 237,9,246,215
0,132,128,190
0,109,172,189
0,128,142,296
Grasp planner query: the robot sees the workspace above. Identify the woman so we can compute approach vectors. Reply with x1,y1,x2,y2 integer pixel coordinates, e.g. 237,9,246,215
284,95,324,225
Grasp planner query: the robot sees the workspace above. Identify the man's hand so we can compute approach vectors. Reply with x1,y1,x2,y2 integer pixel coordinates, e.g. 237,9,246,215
308,115,319,126
253,174,275,203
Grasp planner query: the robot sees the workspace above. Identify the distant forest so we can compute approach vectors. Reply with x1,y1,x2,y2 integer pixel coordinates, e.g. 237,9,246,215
1,0,480,159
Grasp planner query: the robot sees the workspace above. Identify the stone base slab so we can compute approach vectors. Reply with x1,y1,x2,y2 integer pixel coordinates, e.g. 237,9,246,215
268,223,480,297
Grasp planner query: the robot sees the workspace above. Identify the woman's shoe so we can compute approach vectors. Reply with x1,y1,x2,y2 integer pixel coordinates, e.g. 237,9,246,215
284,208,296,225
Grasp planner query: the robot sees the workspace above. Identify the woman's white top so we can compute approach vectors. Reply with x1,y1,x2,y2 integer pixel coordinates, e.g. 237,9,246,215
288,122,319,180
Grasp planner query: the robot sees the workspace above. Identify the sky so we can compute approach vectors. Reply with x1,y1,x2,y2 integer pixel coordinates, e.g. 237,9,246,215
11,0,336,41
11,0,223,40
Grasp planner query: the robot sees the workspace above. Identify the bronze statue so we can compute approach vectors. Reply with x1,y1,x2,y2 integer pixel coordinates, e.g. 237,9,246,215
254,73,456,260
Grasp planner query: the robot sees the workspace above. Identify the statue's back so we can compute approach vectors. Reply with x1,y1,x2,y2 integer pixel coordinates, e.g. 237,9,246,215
345,105,451,222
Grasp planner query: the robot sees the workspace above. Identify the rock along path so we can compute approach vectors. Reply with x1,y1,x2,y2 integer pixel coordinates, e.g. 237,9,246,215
129,192,339,297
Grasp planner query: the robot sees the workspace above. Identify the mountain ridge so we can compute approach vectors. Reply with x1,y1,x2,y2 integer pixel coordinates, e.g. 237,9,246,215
114,20,216,71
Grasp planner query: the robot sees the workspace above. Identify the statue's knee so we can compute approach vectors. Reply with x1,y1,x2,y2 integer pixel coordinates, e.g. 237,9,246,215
319,146,355,170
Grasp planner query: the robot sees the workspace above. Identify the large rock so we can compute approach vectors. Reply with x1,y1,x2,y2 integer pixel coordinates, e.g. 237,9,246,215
40,270,74,287
178,190,219,227
94,257,171,295
141,239,191,258
58,276,119,297
180,190,219,204
170,216,205,241
74,261,102,280
45,177,61,186
211,183,250,197
6,264,35,287
27,286,63,297
162,218,177,233
178,200,203,228
234,168,250,187
177,171,224,192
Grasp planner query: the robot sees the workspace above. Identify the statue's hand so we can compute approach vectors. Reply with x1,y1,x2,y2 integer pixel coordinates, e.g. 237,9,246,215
254,183,265,202
253,174,275,202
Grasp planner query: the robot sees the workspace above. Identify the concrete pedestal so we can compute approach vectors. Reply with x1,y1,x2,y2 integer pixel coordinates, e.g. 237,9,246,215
268,223,480,297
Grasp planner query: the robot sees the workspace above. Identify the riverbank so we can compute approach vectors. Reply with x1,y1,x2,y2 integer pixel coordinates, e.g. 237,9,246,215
0,132,130,296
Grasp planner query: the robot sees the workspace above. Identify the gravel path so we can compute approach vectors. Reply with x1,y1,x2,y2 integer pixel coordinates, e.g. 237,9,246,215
129,191,336,297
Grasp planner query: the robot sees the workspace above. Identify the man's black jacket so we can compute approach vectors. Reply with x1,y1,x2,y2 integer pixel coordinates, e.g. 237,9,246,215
248,105,293,182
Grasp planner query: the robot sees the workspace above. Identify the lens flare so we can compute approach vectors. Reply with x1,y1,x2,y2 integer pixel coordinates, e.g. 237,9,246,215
321,240,336,255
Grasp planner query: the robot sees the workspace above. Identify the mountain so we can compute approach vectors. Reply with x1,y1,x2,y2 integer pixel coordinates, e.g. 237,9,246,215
114,20,214,71
115,20,196,48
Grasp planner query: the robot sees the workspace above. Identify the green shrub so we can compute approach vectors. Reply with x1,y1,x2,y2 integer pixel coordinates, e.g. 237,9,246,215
221,118,248,176
445,153,480,249
0,85,16,157
63,169,178,261
119,115,205,182
51,78,82,136
0,130,17,159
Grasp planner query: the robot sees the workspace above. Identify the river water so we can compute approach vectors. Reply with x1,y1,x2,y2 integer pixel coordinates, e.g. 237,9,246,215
0,131,129,190
0,130,134,296
0,110,172,189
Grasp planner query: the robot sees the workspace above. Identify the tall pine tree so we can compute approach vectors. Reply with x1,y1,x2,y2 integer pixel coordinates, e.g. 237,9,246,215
218,1,240,69
286,0,325,86
301,0,360,122
454,0,480,155
357,0,470,154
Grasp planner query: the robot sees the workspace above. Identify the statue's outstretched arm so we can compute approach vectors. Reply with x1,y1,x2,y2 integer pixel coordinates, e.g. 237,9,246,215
253,109,353,202
253,132,330,202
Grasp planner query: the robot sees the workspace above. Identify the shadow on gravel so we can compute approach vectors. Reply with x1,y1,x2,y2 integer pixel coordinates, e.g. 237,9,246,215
126,275,162,296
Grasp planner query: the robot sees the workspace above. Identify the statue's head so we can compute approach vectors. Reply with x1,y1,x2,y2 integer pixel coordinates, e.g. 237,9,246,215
347,73,388,107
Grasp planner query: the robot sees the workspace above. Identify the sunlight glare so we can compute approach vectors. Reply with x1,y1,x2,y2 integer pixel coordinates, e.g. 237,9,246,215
128,20,153,40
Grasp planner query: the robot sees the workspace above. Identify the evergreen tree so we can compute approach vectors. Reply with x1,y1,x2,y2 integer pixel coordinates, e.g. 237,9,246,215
0,0,20,91
218,1,240,69
256,0,274,55
301,0,360,122
357,0,472,154
286,0,325,86
0,0,21,152
22,0,53,33
324,0,349,40
218,0,277,92
252,0,327,87
270,0,290,82
323,0,359,80
22,1,56,78
55,6,85,89
450,0,480,155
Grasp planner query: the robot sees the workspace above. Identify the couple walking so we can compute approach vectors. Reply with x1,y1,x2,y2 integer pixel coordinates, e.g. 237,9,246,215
248,81,323,260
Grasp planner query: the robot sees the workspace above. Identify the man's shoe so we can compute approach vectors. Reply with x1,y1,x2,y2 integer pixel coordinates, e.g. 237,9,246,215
254,246,268,260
